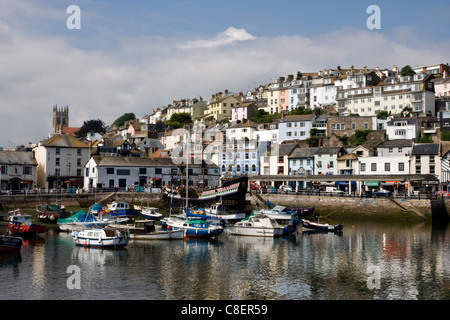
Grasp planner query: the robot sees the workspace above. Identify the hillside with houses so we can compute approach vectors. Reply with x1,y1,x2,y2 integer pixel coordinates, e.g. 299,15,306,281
1,62,450,196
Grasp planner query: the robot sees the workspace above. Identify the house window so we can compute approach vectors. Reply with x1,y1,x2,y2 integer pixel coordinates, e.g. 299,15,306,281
360,163,366,172
55,148,60,155
430,156,435,163
385,163,390,172
416,166,421,174
106,168,114,174
77,149,82,156
23,167,32,175
371,163,377,172
77,158,82,166
1,166,7,174
139,168,147,175
399,163,405,171
277,166,284,174
55,158,60,166
278,156,284,163
430,166,435,174
416,156,421,163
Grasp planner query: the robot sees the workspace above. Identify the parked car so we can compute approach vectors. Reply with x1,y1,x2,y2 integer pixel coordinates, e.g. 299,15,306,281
279,185,293,193
374,189,391,197
326,187,343,194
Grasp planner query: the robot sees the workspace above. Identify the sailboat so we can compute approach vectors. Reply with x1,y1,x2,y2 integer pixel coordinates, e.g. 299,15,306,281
161,132,224,239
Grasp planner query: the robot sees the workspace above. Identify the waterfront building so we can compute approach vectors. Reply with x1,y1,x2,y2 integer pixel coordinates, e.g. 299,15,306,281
385,117,419,141
337,153,359,175
410,143,441,192
0,151,37,192
376,139,413,157
219,120,260,177
231,101,258,122
84,156,220,190
266,81,281,114
259,142,299,185
440,141,450,190
432,77,450,98
336,73,435,117
326,115,374,138
314,146,346,176
254,122,279,144
288,147,319,189
277,114,315,143
204,91,239,122
33,134,90,189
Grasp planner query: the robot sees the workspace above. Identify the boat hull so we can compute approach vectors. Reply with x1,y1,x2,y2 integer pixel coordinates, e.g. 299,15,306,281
58,222,105,232
7,224,46,238
130,229,184,240
301,219,343,232
73,229,130,248
0,235,23,253
183,227,224,238
227,226,283,237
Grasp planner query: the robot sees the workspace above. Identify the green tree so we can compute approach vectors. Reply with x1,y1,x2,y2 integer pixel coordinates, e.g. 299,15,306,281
251,110,281,123
441,131,450,141
113,113,136,127
76,119,106,138
377,110,389,120
400,65,416,76
166,112,192,129
418,133,433,143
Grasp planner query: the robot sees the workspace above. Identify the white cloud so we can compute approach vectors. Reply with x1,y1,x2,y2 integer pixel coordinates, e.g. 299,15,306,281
1,15,450,148
178,27,256,50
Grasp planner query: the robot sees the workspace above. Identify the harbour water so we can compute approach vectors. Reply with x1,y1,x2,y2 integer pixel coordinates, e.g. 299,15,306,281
0,218,449,301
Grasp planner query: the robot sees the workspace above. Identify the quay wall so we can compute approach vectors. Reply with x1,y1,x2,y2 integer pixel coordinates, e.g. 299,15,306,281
247,193,450,221
0,192,165,211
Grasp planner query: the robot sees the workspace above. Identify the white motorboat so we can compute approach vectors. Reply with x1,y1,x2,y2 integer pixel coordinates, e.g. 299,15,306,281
72,228,130,248
201,203,246,221
140,207,163,220
227,214,284,237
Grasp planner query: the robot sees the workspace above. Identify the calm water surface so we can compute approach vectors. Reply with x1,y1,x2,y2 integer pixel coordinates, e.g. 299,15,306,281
1,219,449,300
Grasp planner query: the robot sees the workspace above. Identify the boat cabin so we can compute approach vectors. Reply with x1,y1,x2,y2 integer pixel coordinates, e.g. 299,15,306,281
108,202,130,211
8,214,32,226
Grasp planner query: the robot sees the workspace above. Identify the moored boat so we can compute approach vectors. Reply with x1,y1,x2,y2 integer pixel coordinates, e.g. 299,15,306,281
72,228,130,248
105,202,141,218
161,208,224,239
201,203,246,222
301,219,343,232
36,204,67,224
124,220,184,240
0,234,23,253
140,207,163,221
227,214,284,237
57,209,105,232
7,209,46,238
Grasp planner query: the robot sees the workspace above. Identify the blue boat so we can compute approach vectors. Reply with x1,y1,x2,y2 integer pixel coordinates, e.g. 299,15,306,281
161,207,224,239
106,202,141,218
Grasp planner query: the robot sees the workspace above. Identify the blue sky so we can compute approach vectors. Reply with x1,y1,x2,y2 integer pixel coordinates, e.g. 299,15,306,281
0,0,449,147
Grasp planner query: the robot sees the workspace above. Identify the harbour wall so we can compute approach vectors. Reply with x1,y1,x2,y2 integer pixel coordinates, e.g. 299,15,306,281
247,193,450,221
0,192,165,211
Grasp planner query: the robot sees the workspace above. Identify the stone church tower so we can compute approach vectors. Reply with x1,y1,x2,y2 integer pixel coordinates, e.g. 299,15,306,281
51,105,69,135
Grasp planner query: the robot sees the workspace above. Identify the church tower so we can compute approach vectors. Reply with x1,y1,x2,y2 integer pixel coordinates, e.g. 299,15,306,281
52,105,69,135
